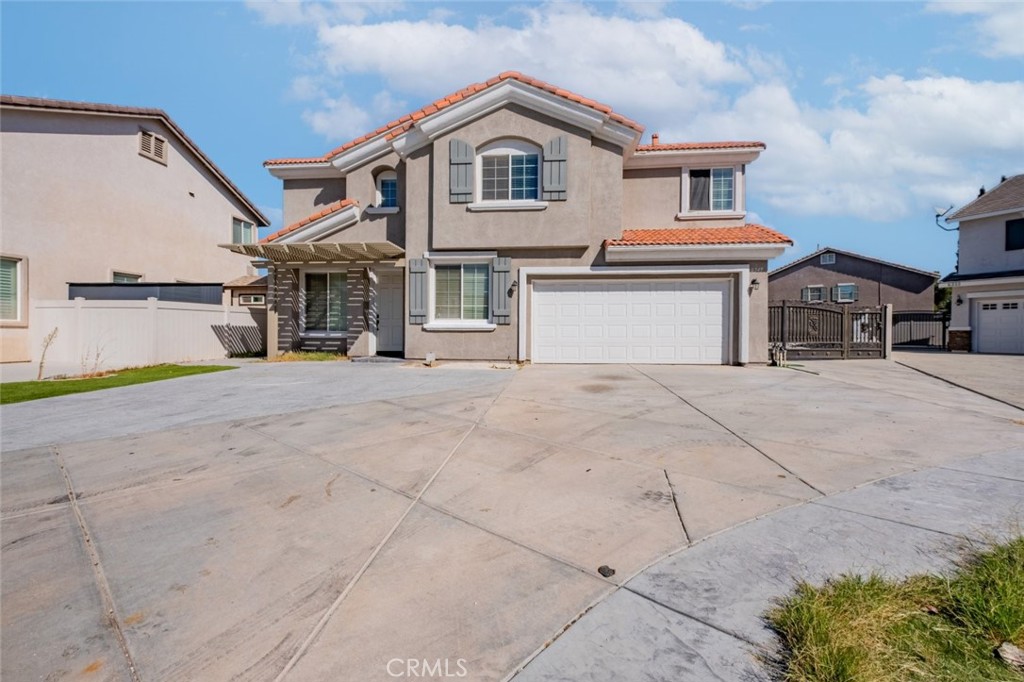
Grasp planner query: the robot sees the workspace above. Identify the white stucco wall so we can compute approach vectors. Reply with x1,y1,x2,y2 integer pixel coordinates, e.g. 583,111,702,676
957,214,1024,275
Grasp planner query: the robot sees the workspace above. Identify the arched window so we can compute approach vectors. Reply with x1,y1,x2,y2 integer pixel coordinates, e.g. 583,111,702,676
476,139,541,202
375,170,398,209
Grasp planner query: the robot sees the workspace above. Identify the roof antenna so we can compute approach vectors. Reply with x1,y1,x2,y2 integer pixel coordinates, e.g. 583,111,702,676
934,206,957,232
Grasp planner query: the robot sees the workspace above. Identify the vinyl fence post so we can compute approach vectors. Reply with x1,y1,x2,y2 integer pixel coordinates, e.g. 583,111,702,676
883,304,893,359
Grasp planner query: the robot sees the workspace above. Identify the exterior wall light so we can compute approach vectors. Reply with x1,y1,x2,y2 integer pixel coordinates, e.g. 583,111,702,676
507,280,519,298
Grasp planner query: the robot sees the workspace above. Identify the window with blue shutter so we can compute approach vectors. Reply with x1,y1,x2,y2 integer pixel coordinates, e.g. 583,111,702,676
542,135,567,201
449,139,474,203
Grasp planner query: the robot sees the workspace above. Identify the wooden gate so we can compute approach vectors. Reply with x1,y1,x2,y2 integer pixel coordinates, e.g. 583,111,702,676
769,302,889,360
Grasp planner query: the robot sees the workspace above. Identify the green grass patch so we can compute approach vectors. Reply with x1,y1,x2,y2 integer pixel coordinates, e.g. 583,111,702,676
0,364,236,404
264,351,348,362
766,536,1024,682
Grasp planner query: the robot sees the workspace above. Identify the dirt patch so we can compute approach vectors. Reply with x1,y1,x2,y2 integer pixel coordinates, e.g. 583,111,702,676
581,384,614,393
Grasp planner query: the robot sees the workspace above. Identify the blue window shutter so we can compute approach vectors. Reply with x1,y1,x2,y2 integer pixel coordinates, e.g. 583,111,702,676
490,257,512,325
449,139,473,203
542,135,567,201
830,286,840,302
850,285,859,302
409,259,428,323
800,287,810,303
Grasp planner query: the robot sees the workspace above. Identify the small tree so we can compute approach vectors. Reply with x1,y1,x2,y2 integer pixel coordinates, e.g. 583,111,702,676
934,283,951,313
37,327,59,381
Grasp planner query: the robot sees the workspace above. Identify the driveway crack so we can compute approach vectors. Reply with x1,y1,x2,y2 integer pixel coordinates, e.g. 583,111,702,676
51,445,142,682
663,469,691,545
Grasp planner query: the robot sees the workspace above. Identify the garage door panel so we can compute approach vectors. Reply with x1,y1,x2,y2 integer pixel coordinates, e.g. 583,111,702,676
533,280,730,365
976,298,1024,354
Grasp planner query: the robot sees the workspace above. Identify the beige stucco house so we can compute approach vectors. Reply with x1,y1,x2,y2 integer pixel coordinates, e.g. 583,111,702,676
0,96,269,363
225,73,792,365
940,174,1024,354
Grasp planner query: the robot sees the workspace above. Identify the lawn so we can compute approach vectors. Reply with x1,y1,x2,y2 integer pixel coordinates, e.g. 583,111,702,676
766,536,1024,681
1,364,236,404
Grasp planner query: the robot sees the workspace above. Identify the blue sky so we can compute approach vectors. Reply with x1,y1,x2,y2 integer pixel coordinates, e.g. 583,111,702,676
3,1,1022,274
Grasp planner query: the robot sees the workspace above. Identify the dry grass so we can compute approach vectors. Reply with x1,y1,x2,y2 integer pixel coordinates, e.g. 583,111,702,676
766,536,1024,681
264,351,348,363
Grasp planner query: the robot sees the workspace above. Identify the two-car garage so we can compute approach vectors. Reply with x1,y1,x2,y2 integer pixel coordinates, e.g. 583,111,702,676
531,279,732,364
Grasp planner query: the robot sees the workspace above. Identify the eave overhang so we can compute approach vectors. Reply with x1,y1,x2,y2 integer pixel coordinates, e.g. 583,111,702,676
625,147,764,170
605,242,790,263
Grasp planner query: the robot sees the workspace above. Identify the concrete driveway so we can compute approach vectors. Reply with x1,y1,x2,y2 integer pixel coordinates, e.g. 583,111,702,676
2,359,1022,681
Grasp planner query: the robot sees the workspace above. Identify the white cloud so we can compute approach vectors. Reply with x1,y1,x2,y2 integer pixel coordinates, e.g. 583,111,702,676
301,94,372,142
666,76,1024,219
311,3,750,121
927,2,1024,58
247,0,405,26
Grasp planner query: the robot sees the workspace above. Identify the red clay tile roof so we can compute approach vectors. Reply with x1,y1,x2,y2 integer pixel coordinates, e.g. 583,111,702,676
264,72,645,166
261,199,359,243
635,141,766,152
605,224,793,247
0,95,269,226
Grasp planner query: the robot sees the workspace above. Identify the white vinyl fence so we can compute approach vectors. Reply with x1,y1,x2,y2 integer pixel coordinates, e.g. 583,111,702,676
31,298,265,378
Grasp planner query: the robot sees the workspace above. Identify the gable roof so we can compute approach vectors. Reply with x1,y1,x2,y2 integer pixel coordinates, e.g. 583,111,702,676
0,95,269,226
264,71,645,167
223,275,268,288
769,247,939,279
605,224,792,247
948,174,1024,221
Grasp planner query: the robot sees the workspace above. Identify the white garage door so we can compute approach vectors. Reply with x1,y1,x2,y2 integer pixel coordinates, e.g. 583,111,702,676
976,299,1024,354
532,279,731,364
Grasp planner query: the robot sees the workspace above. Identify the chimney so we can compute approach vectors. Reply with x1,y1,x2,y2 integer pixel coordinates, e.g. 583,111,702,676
979,186,986,197
651,133,660,145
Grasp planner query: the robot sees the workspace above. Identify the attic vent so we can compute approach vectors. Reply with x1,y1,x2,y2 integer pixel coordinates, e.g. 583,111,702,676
139,129,168,165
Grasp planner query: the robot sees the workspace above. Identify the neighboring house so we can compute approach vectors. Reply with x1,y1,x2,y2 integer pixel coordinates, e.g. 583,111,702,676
769,247,938,309
939,174,1024,354
225,72,792,365
223,275,268,307
0,95,269,364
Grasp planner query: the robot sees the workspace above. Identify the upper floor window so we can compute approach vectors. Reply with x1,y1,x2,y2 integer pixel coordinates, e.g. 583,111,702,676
378,173,398,208
112,271,141,283
820,253,836,265
478,140,541,202
688,168,734,212
1007,218,1024,251
0,257,21,321
139,129,168,165
233,218,255,245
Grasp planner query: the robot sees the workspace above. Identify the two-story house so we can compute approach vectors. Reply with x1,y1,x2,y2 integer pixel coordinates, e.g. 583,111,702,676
940,174,1024,354
0,96,269,364
224,73,791,365
769,247,938,309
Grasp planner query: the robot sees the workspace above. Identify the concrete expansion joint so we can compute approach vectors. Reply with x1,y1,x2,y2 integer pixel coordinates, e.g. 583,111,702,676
51,445,142,682
895,361,1024,414
622,584,764,649
628,365,826,497
271,378,516,682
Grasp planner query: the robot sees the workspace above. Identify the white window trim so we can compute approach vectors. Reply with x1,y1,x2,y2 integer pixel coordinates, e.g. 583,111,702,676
369,170,400,212
677,165,745,218
473,139,546,208
239,294,265,306
834,282,857,303
424,252,496,331
299,267,349,337
820,253,836,265
804,284,826,303
232,217,256,245
0,255,26,326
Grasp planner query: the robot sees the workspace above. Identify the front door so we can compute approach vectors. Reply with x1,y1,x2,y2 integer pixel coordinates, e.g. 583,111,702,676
377,270,404,353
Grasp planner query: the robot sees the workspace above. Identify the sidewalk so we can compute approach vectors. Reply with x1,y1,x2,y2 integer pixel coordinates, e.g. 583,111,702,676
513,447,1024,681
